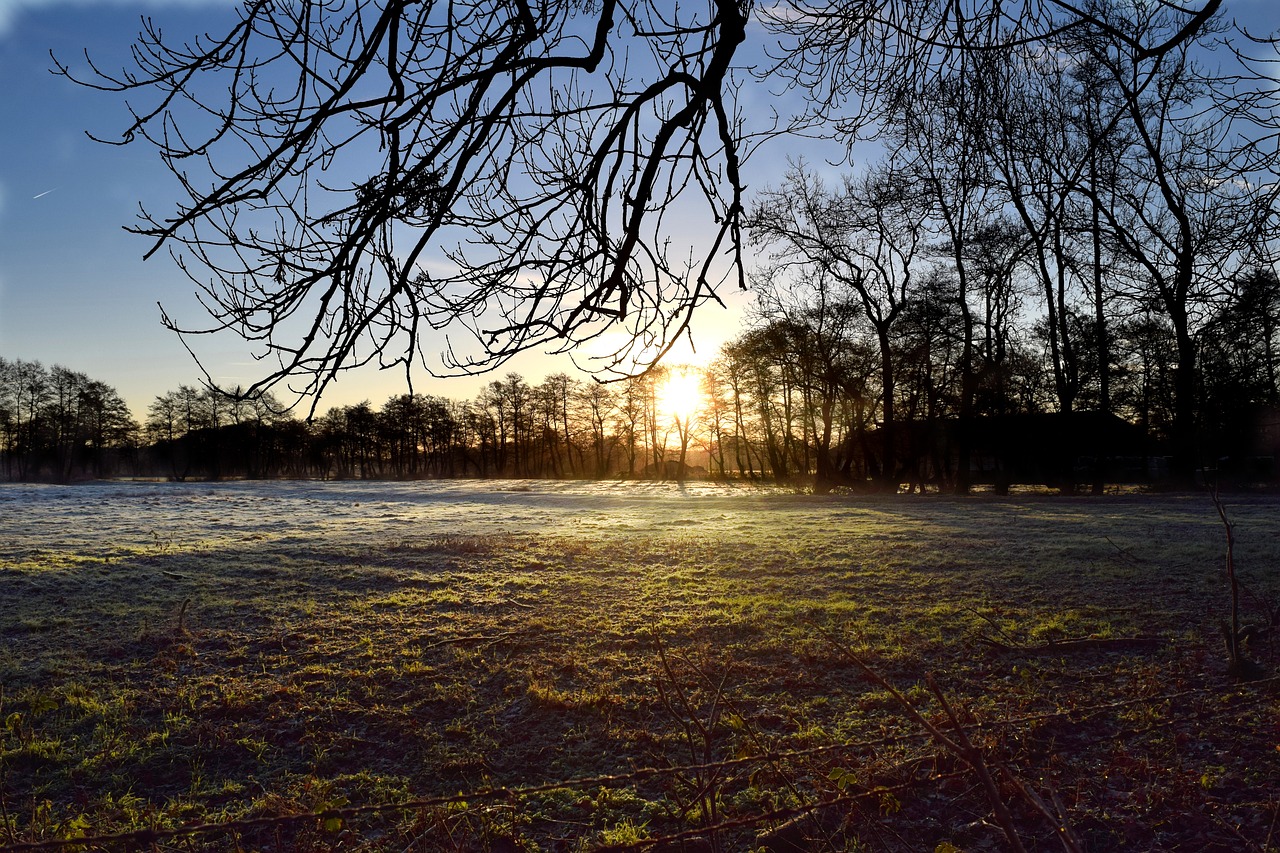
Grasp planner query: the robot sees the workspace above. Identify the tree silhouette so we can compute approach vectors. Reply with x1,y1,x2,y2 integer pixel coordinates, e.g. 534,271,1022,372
59,0,1229,407
60,0,752,406
750,163,927,490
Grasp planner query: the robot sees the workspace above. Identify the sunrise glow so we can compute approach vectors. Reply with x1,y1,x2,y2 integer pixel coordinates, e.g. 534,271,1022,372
656,368,704,424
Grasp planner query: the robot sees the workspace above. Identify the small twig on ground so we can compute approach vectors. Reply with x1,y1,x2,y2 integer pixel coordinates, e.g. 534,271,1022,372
176,597,191,636
1104,536,1148,564
653,639,729,853
1206,805,1266,853
977,635,1165,655
1006,772,1085,853
0,691,13,847
925,674,1029,853
964,607,1022,646
1210,484,1261,679
422,631,521,650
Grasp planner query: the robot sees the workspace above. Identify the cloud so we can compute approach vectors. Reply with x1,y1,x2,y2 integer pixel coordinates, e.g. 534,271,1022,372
0,0,237,38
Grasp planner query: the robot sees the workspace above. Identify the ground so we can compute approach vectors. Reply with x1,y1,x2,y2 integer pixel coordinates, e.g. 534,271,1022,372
1,480,1279,851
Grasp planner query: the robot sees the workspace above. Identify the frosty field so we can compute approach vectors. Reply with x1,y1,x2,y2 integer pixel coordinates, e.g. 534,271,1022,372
3,480,1280,851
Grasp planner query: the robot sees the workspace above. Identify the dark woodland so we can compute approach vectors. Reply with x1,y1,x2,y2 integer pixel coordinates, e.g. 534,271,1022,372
3,307,1278,489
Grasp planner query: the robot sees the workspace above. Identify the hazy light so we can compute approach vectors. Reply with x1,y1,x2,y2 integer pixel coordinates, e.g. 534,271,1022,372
656,368,704,425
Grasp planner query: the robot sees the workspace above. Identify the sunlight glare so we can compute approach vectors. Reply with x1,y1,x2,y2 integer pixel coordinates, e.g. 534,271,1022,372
657,369,704,424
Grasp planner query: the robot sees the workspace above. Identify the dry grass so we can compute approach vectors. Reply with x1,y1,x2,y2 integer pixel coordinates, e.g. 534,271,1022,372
2,488,1280,851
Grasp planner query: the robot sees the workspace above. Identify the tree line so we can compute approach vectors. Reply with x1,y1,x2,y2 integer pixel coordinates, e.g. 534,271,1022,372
732,7,1280,492
716,264,1279,494
0,359,709,483
5,295,1278,488
0,359,136,482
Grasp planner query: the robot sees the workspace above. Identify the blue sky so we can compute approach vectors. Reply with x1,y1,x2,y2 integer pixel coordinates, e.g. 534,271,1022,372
0,1,304,413
1,0,1276,417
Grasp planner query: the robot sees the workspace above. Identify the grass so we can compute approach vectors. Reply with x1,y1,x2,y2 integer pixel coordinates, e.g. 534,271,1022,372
2,489,1280,851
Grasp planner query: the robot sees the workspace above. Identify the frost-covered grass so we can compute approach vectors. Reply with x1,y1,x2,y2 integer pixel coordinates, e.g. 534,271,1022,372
2,481,1279,851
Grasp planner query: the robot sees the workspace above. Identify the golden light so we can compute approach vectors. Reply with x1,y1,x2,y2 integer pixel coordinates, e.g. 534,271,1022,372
656,368,704,424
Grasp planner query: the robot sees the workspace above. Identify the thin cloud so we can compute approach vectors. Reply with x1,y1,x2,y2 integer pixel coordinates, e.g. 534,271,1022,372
0,0,237,38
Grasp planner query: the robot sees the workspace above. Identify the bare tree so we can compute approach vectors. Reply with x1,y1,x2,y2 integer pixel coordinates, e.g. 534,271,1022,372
61,0,1228,408
613,374,648,478
750,162,928,490
705,347,758,478
577,381,617,478
61,0,753,405
744,266,873,491
146,385,212,480
1075,7,1271,481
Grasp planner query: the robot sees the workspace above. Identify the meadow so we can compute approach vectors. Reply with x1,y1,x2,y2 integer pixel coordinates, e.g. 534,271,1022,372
2,480,1279,851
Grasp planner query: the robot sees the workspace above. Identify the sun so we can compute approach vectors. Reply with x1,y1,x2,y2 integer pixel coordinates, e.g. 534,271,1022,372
656,368,704,424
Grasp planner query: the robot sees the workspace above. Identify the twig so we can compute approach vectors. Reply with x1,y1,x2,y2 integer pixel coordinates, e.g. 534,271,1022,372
653,639,728,853
176,597,191,636
926,674,1029,853
1210,484,1259,679
0,689,13,847
964,607,1022,646
977,635,1165,655
1206,805,1266,853
823,636,1026,853
1006,772,1084,853
1104,536,1148,564
422,631,520,650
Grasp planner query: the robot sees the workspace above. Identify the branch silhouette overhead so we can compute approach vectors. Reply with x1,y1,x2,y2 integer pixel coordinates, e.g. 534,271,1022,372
58,0,1227,407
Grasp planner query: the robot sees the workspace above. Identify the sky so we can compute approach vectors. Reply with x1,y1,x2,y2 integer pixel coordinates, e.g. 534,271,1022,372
1,0,1276,419
0,0,275,415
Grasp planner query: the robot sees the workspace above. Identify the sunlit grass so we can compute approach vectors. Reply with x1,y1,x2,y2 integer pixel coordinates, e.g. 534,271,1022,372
2,491,1279,849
